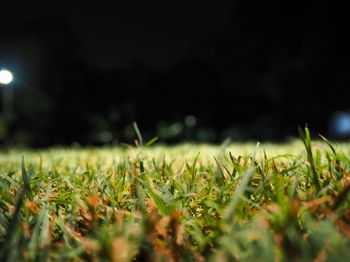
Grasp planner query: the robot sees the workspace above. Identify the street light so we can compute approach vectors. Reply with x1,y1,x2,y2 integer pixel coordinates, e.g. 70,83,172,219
0,69,14,119
0,69,13,85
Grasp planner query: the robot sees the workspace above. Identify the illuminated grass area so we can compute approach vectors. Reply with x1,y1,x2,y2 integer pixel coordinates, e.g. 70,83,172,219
1,129,350,261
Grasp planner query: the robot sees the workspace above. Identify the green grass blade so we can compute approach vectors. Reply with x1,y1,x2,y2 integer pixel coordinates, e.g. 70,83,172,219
223,167,255,223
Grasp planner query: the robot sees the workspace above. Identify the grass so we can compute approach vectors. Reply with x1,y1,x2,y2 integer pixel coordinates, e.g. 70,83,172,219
1,128,350,261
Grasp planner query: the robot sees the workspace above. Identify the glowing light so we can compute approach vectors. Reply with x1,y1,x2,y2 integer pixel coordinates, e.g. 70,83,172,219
331,111,350,137
185,115,197,127
0,69,13,85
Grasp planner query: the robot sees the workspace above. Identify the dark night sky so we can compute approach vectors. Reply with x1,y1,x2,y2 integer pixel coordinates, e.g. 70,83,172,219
2,1,234,69
1,1,350,146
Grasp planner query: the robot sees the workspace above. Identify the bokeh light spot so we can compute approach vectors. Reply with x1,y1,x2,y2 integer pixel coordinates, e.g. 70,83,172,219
0,69,13,85
185,115,197,127
330,111,350,137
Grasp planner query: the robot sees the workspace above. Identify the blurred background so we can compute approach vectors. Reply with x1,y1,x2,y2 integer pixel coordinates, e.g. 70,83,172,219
1,1,349,147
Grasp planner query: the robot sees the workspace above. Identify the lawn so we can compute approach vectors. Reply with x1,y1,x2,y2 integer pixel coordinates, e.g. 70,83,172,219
1,128,350,261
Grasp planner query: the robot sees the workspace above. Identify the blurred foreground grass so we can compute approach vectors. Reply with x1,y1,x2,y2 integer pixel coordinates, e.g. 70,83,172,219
1,130,350,261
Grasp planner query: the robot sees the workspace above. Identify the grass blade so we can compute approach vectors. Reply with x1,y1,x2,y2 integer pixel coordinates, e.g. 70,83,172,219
223,167,255,223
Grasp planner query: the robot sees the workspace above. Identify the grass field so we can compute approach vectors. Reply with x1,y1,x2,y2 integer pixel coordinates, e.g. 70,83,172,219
1,128,350,261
